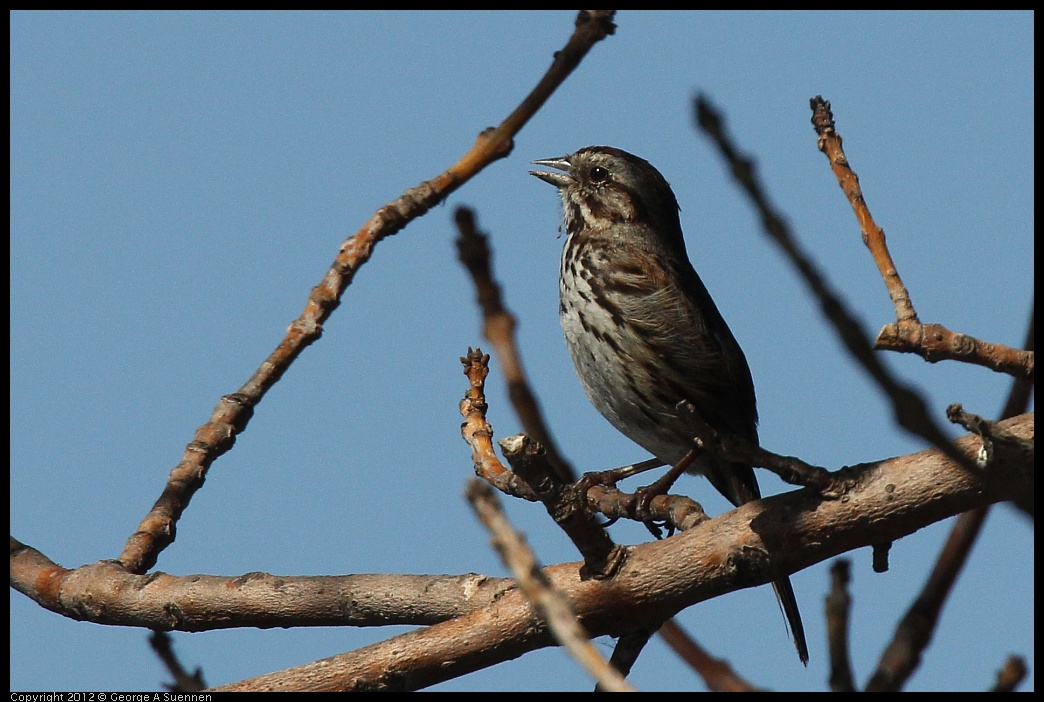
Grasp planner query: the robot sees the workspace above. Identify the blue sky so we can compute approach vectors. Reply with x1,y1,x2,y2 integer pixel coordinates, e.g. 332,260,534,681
10,11,1033,692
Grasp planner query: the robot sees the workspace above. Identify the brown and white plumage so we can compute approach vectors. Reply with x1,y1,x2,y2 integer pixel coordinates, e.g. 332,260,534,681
532,146,808,665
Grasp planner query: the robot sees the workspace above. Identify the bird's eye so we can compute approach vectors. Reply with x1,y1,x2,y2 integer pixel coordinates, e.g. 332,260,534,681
589,166,610,183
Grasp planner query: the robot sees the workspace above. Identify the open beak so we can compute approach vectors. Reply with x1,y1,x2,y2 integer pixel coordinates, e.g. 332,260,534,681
529,156,574,188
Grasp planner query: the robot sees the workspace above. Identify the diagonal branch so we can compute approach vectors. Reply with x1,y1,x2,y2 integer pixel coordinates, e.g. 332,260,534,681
694,94,978,476
658,618,760,692
809,95,1033,381
866,306,1035,690
12,411,1030,691
205,413,1031,690
809,97,918,325
466,479,635,692
455,207,576,483
865,503,991,692
116,10,618,575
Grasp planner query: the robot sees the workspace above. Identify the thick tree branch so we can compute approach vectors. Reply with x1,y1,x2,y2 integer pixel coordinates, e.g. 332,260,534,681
8,546,513,631
211,413,1029,689
11,412,1028,690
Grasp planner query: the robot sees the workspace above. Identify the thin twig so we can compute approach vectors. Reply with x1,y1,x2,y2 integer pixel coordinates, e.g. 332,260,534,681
466,479,636,692
676,400,842,498
455,206,576,483
657,618,760,692
865,506,990,692
810,96,1033,381
149,631,206,692
991,655,1028,692
459,349,540,500
695,94,978,476
825,560,855,692
809,96,918,324
458,350,624,578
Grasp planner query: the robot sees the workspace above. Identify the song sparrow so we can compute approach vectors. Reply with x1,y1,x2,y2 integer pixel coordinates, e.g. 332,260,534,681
531,145,808,665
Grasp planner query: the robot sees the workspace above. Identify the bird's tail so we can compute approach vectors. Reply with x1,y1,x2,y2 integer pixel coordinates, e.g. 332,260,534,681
772,575,809,665
710,462,809,665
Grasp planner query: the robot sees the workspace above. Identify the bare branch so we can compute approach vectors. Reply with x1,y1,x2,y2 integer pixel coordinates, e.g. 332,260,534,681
658,618,760,692
992,655,1029,692
455,206,575,483
583,483,708,534
117,10,617,575
876,320,1033,380
947,403,1034,469
676,400,841,497
808,95,918,324
499,434,626,580
14,412,1028,690
9,540,512,631
825,560,855,692
999,305,1035,516
458,346,701,555
466,479,635,692
694,94,979,476
865,312,1036,691
216,408,1030,690
810,95,1033,381
1000,303,1035,421
866,506,991,692
149,631,206,692
459,348,539,500
457,351,705,543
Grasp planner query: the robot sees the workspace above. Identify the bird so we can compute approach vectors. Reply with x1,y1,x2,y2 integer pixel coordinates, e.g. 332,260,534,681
530,145,808,665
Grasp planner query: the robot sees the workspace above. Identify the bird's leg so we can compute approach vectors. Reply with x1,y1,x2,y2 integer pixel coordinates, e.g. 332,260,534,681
574,457,664,528
576,456,664,492
632,449,700,534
